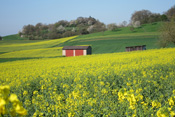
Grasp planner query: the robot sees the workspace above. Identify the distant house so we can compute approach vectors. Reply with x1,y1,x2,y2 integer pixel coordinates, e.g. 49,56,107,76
126,45,146,52
62,46,92,57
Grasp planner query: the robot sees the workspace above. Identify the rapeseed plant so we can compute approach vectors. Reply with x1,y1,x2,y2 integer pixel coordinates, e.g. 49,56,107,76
0,85,27,116
0,48,175,116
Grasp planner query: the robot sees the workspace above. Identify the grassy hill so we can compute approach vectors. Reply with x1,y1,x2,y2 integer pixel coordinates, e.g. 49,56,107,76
0,22,175,62
2,34,29,40
0,36,77,62
61,22,163,54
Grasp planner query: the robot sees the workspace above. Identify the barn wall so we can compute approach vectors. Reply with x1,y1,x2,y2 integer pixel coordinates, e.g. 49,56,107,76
126,45,146,52
63,46,92,57
126,48,130,52
66,50,74,57
73,50,75,56
143,45,146,50
75,50,84,56
62,50,66,56
87,47,92,55
83,50,87,55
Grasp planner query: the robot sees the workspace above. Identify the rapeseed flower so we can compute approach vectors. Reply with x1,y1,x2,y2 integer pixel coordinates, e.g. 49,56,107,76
0,48,175,116
15,104,27,116
157,107,169,117
0,98,6,114
168,97,174,106
9,94,19,102
152,100,161,108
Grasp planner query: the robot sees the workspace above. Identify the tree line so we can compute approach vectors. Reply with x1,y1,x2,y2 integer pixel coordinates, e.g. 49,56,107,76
18,5,175,40
109,6,174,30
19,17,106,40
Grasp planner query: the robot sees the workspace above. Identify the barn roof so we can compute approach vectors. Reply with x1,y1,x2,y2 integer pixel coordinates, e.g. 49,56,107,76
62,46,91,50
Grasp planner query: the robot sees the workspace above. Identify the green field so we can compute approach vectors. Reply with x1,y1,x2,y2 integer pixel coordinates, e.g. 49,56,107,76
1,22,173,61
1,22,174,57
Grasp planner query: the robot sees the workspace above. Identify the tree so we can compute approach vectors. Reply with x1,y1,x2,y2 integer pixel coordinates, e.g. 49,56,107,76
133,21,140,28
160,14,168,21
0,36,2,40
87,25,94,33
122,21,127,27
80,28,89,35
166,5,175,20
148,13,161,23
93,22,106,32
71,27,76,32
19,16,106,40
22,24,35,36
159,19,175,47
55,20,69,27
107,23,117,31
57,25,65,33
131,10,152,24
87,16,96,25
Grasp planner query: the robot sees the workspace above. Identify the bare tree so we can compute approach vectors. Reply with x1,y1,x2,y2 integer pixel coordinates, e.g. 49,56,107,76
122,21,127,27
159,19,175,47
166,5,175,20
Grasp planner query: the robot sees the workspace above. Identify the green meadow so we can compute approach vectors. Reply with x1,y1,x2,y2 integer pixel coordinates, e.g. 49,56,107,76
0,22,174,62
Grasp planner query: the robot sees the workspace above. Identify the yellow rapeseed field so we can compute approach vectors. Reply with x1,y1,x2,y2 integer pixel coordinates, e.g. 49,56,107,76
0,36,77,48
0,48,175,116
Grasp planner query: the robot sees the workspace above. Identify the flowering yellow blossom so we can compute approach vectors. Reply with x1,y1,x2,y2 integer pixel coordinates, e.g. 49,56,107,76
9,94,19,102
157,107,169,117
23,90,28,96
168,97,174,106
0,85,10,96
100,81,105,86
0,98,6,107
0,47,175,116
152,100,161,108
170,111,175,117
173,90,175,95
0,85,27,116
101,88,108,95
15,104,28,116
0,98,6,114
33,91,38,95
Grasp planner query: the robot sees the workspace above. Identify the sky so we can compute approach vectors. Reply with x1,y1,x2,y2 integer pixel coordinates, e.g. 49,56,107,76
0,0,174,36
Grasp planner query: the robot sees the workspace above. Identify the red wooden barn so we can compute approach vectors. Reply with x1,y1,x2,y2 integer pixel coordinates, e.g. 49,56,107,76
62,46,92,57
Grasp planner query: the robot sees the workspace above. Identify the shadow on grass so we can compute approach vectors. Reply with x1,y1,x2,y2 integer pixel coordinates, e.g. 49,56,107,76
0,56,64,63
0,52,8,55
